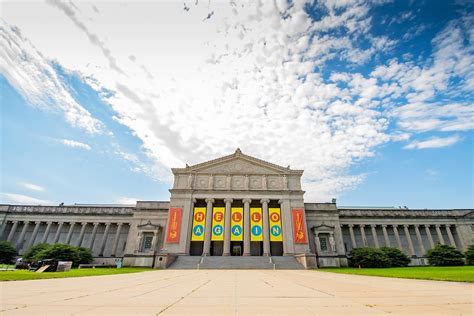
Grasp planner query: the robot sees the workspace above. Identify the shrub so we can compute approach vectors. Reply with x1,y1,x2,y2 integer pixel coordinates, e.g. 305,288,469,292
0,241,17,264
22,243,50,261
33,244,93,267
75,246,94,265
425,244,464,266
350,247,390,268
380,247,411,267
464,245,474,265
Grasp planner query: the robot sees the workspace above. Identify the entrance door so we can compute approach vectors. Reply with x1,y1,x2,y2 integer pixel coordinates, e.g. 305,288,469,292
231,241,243,256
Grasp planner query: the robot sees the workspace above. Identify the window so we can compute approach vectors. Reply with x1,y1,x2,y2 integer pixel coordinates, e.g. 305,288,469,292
141,232,154,251
319,234,329,251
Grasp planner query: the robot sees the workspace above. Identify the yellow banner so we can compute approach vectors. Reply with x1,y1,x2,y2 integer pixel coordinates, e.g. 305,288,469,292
191,207,206,241
269,208,283,242
211,207,225,241
250,207,263,241
230,207,243,241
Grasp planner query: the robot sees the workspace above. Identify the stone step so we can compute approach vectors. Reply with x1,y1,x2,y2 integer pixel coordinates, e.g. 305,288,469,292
167,255,305,270
199,256,274,269
271,256,305,270
167,256,201,269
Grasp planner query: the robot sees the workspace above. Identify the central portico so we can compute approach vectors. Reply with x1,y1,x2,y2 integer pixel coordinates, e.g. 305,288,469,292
163,148,312,259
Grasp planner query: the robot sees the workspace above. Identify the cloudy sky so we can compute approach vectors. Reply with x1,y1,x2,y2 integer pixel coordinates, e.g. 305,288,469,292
1,0,473,208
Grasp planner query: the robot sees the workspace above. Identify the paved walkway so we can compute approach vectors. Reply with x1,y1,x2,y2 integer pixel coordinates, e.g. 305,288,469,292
0,270,472,315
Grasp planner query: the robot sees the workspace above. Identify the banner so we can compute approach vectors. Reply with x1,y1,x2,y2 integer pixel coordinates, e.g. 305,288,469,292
291,208,308,243
230,207,243,241
211,207,225,241
269,207,283,242
250,207,263,241
166,207,182,243
191,207,206,241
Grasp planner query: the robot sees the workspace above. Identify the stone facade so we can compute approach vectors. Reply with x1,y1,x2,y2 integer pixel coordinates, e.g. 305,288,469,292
0,149,472,268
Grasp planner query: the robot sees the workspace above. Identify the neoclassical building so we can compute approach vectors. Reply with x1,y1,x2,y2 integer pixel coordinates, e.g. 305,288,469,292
1,149,472,269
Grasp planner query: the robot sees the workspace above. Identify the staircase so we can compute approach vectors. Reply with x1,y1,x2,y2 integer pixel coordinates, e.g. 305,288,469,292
271,256,305,270
167,256,201,269
167,255,305,270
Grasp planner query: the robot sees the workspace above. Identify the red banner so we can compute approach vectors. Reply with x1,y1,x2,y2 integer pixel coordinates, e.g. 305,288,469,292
166,207,182,243
291,208,307,243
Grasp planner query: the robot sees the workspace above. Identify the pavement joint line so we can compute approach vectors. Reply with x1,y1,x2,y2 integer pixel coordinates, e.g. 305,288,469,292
155,279,212,315
43,271,198,304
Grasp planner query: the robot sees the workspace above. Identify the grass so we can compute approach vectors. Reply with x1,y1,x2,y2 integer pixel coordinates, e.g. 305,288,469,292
319,266,474,282
0,267,155,281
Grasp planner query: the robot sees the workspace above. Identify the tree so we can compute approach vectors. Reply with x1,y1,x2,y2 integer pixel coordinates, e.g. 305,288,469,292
33,244,93,267
349,247,391,268
425,244,464,266
464,245,474,265
380,247,411,267
22,243,50,261
0,241,17,264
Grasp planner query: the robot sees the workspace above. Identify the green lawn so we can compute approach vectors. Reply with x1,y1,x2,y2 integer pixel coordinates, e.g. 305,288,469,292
0,267,155,281
319,266,474,282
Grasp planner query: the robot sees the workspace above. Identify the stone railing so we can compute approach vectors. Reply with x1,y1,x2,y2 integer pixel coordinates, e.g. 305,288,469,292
338,209,472,218
5,205,134,215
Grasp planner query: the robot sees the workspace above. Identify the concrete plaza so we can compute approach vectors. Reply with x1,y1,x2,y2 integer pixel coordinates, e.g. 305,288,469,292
0,270,472,315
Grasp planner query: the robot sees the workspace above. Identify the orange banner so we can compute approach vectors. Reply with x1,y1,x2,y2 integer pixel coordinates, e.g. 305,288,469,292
166,207,182,243
291,208,307,243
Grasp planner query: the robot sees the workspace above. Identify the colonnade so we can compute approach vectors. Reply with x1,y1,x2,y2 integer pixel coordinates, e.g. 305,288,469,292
0,220,128,256
199,198,278,257
343,223,463,255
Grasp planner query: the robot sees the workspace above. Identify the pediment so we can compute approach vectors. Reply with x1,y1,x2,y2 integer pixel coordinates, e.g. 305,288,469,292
194,157,281,175
172,149,302,176
137,220,161,230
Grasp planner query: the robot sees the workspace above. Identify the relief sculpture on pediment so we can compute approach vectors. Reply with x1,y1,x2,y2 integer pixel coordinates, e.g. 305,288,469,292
196,158,280,175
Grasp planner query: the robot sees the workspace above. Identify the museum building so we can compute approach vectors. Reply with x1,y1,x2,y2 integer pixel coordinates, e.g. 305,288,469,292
1,149,472,269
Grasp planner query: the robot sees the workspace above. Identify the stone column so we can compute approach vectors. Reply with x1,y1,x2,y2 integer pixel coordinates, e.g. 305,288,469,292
223,198,233,256
89,223,100,250
435,224,445,245
359,225,367,247
65,222,76,244
99,223,111,256
53,222,64,243
26,221,42,249
7,221,19,242
370,224,379,248
111,223,123,256
0,221,7,239
403,225,415,256
424,225,435,249
243,198,251,256
381,225,390,247
203,198,214,256
392,225,403,250
348,224,357,248
77,222,88,247
41,222,53,243
17,221,30,249
414,225,425,255
454,225,465,250
261,198,271,256
445,225,456,248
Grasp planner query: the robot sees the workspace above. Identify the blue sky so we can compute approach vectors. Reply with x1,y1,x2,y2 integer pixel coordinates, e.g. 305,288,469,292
1,0,473,208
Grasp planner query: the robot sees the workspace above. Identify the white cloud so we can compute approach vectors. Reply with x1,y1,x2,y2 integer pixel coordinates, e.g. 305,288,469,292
0,193,54,205
58,139,91,150
404,135,461,150
0,19,103,133
1,1,472,201
115,197,139,205
21,182,45,192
